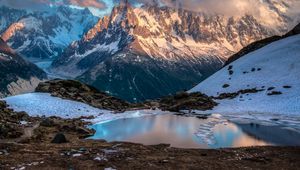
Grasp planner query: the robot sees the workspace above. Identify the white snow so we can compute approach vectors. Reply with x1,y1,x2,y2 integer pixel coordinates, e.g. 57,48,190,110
2,93,164,124
3,93,108,119
72,39,120,59
190,34,300,126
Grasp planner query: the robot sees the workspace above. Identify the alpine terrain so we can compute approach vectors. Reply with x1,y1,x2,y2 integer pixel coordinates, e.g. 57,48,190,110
1,6,97,59
0,37,47,97
51,1,298,102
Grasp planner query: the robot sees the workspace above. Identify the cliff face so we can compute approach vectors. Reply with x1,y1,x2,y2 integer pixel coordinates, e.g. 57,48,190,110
0,38,47,97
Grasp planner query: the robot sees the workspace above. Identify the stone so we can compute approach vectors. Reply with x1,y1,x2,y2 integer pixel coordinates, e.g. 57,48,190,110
51,133,68,144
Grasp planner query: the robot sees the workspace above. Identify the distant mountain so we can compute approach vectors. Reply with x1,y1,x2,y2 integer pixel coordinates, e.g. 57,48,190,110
0,6,27,34
0,38,47,97
190,23,300,115
225,23,300,66
51,3,280,102
1,6,98,59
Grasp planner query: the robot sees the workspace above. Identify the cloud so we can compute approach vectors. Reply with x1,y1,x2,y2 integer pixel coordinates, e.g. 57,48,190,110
65,0,106,8
135,0,300,28
1,0,299,26
0,0,106,10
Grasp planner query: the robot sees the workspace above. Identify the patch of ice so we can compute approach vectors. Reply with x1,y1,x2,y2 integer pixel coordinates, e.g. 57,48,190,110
19,121,28,125
88,109,168,124
72,153,82,157
94,155,107,161
104,168,116,170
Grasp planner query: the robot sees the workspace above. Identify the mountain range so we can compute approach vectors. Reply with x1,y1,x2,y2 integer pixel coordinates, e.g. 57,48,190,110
51,2,297,102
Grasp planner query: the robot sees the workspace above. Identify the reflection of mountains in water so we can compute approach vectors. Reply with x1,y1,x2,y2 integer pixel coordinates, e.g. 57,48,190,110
90,115,156,141
237,123,300,146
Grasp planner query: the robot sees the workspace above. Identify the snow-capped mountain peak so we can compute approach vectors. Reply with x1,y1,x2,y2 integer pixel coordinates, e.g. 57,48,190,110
0,6,98,59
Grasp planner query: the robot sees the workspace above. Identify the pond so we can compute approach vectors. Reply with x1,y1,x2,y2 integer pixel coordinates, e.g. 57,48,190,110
89,114,300,149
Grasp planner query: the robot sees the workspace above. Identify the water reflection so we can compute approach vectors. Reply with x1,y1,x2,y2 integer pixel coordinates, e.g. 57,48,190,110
89,114,300,149
237,123,300,146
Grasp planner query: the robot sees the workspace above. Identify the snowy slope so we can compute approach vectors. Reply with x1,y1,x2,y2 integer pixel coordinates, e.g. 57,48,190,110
190,34,300,116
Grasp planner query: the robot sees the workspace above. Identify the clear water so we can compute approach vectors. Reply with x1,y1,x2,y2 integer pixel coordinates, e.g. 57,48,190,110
89,114,300,148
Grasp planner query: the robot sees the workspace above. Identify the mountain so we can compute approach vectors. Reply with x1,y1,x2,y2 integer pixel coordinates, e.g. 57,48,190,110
225,23,300,66
0,37,47,97
1,6,98,59
190,23,300,115
51,3,281,102
0,6,27,34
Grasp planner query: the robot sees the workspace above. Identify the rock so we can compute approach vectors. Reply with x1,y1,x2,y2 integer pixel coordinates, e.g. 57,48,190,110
51,133,68,144
76,127,95,137
283,86,292,89
222,84,230,88
35,80,132,111
159,92,217,112
196,115,209,119
267,91,282,96
40,118,55,127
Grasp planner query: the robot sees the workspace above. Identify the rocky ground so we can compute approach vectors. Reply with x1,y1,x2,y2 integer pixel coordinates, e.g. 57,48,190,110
1,141,300,170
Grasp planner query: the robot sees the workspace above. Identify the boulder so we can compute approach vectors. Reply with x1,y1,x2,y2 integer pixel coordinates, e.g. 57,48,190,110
51,133,68,144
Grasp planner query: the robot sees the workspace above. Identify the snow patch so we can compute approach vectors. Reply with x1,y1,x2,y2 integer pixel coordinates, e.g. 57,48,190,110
2,93,164,124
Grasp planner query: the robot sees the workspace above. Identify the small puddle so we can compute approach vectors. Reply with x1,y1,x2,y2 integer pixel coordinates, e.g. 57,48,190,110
88,114,300,148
